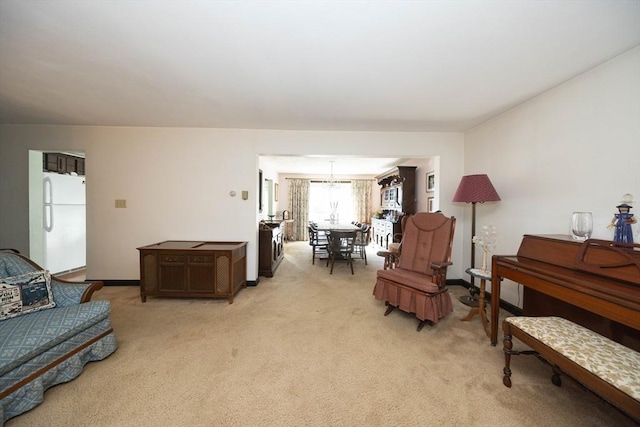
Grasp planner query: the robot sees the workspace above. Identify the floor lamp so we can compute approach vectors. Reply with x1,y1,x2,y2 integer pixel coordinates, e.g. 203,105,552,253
452,174,501,307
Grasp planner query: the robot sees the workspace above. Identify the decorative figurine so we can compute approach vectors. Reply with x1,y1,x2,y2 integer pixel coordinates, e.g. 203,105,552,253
608,194,636,243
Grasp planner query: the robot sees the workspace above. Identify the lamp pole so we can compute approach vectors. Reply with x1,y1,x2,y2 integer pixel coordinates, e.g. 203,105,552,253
464,201,478,304
471,201,477,271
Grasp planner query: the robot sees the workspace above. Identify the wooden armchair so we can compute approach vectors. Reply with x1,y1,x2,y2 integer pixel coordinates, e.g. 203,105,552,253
373,212,456,331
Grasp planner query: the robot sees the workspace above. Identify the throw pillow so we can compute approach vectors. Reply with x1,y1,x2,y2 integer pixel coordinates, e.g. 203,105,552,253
0,270,56,321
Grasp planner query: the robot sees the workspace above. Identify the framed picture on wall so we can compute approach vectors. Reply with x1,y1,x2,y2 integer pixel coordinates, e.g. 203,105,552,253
259,169,263,212
274,183,279,202
426,172,435,192
427,197,435,213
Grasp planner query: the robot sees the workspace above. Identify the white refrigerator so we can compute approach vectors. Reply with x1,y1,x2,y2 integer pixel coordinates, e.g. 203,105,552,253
43,172,86,274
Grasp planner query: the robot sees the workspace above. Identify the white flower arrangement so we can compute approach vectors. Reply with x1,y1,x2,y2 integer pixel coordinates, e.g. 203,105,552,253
472,225,498,273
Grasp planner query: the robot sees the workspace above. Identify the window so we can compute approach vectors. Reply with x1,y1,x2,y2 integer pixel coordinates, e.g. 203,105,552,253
309,182,353,223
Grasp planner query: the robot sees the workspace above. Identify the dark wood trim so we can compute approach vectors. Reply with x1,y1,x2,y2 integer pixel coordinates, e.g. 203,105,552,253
101,279,265,287
80,281,104,302
446,279,468,287
100,280,140,286
450,279,522,316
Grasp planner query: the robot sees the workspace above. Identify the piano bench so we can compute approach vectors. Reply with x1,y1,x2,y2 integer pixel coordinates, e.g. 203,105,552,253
502,316,640,422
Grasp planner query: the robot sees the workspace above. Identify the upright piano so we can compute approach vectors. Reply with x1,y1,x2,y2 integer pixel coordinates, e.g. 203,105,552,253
490,235,640,350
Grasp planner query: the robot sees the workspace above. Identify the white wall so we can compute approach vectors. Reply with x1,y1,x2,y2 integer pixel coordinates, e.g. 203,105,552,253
0,127,464,282
408,157,437,212
3,46,634,301
464,47,640,307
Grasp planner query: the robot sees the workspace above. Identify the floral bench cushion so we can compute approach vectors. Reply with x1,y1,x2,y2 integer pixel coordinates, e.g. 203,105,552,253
506,316,640,401
0,300,111,376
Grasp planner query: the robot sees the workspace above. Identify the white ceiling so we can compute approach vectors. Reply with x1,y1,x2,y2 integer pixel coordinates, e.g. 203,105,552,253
1,1,639,174
1,0,639,132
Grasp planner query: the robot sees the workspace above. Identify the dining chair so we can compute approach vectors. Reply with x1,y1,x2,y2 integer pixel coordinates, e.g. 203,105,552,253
308,225,328,264
326,230,357,274
353,225,371,265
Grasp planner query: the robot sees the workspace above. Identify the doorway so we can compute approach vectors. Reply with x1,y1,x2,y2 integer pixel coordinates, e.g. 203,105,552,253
28,150,87,274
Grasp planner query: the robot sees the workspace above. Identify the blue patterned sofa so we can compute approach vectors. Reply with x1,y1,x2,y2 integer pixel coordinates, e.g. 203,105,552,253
0,250,118,424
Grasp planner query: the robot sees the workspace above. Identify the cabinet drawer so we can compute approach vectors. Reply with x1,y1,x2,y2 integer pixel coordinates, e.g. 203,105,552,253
160,254,185,263
189,255,214,264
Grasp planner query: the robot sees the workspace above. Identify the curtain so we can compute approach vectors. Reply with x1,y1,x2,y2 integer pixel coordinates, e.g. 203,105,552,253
288,178,310,241
352,179,373,224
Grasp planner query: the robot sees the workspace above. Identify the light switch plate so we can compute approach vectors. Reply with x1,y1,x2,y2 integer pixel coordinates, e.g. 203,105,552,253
242,191,248,200
115,199,127,208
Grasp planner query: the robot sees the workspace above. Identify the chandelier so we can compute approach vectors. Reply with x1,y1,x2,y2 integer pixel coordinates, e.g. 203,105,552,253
324,161,340,223
323,161,339,191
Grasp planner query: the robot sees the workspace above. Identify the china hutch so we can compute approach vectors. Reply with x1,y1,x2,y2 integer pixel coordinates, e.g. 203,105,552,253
372,166,417,249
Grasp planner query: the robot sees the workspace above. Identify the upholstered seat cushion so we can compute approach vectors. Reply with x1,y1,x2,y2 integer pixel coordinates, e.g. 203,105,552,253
376,268,439,293
506,316,640,401
374,272,452,324
0,300,111,377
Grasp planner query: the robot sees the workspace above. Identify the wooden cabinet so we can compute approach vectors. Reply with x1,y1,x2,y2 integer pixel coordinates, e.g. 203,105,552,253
376,166,417,215
374,166,416,249
137,241,247,304
259,222,284,277
380,185,403,210
74,157,85,175
44,153,65,173
43,152,85,175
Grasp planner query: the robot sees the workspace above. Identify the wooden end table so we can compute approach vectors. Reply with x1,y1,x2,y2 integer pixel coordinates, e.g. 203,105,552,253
460,267,491,337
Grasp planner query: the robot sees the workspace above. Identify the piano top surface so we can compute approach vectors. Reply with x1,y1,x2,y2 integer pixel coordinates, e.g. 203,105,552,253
509,234,640,286
495,255,640,304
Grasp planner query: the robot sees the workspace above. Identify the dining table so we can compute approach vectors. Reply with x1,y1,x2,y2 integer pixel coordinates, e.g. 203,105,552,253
315,222,361,232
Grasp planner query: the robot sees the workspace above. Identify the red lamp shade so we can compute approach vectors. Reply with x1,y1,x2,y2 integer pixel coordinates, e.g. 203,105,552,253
452,174,501,203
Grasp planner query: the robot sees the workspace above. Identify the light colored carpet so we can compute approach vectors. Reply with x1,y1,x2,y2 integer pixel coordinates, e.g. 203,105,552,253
6,242,635,426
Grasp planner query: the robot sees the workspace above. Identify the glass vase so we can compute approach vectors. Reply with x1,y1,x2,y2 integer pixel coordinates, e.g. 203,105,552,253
571,212,593,241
